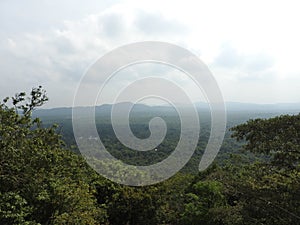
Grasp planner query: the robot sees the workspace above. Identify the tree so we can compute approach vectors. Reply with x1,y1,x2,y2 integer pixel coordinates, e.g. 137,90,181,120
180,180,226,225
0,87,106,224
231,114,300,169
228,114,300,224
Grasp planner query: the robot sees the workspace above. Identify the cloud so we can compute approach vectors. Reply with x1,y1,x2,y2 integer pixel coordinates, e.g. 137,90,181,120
213,44,241,68
100,13,125,38
212,43,276,81
0,0,119,34
134,11,189,36
1,1,300,106
0,5,192,107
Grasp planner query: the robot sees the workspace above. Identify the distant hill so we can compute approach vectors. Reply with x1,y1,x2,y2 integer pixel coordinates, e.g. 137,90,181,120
34,101,300,119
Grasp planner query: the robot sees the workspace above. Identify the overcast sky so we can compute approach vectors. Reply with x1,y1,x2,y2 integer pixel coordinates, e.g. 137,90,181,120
1,0,300,108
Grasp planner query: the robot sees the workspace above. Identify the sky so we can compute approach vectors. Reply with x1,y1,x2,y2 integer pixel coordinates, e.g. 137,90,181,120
0,0,300,108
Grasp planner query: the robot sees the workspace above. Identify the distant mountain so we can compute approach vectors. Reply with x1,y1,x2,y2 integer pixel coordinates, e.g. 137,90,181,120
33,101,300,119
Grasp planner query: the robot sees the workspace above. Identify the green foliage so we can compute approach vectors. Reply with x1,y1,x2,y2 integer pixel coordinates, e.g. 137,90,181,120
1,87,299,224
11,86,48,115
181,180,226,225
0,192,35,225
231,114,300,168
0,87,105,224
229,114,300,224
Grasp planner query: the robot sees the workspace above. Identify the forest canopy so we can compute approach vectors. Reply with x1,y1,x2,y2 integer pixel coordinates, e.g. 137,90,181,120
0,87,299,225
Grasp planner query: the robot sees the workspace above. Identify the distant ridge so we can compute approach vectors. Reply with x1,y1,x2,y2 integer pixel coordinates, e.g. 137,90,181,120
34,101,300,119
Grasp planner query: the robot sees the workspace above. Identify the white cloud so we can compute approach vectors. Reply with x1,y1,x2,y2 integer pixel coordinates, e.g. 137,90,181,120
0,0,300,107
134,11,189,36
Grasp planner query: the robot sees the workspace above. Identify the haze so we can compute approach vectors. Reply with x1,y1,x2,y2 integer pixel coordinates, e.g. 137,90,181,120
1,0,299,108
